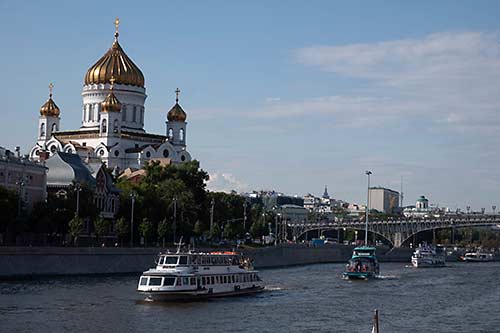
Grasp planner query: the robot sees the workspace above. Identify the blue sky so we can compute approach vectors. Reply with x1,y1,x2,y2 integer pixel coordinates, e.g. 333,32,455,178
1,1,500,210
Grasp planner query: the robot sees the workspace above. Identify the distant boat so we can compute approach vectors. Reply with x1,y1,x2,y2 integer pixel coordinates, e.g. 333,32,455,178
343,246,380,280
411,243,445,268
461,251,494,262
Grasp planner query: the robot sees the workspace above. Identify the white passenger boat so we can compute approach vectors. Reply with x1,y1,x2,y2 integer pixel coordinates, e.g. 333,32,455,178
462,251,494,262
137,250,264,301
411,243,445,268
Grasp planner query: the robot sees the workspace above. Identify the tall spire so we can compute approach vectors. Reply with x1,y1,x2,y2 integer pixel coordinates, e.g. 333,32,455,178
114,17,120,41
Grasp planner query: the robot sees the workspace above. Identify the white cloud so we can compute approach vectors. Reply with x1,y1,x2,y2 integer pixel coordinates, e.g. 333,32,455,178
207,172,249,193
251,31,500,133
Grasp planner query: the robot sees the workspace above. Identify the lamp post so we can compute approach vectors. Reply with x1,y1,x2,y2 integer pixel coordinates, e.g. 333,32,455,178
129,191,136,247
274,214,278,246
16,177,26,217
493,205,497,215
75,182,82,216
365,170,372,246
210,198,215,237
481,207,485,215
466,206,471,215
173,197,178,243
243,201,248,232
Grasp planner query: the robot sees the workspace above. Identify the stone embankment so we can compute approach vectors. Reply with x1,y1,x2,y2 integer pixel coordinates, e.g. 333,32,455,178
0,244,418,278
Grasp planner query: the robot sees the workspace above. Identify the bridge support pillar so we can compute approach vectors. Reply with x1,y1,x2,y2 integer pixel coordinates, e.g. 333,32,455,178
393,232,402,247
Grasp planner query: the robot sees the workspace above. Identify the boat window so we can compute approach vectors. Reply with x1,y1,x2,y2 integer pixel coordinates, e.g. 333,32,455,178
211,257,216,265
231,275,235,283
236,275,239,283
183,277,189,285
191,256,198,264
211,276,215,284
202,277,206,285
190,278,196,285
176,278,181,286
216,276,220,284
149,277,163,286
164,277,176,286
223,276,227,284
158,256,165,265
140,277,148,286
165,256,178,265
179,256,188,265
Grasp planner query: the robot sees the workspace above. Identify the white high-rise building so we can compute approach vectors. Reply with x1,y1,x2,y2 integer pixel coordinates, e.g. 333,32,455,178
29,19,192,170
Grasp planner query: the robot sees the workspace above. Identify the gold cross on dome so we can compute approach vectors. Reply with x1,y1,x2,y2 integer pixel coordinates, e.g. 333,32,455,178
114,17,120,34
175,88,180,102
48,82,54,97
110,76,116,88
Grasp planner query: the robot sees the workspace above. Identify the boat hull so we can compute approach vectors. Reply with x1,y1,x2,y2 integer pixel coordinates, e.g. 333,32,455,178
411,258,445,268
139,286,265,302
343,272,376,280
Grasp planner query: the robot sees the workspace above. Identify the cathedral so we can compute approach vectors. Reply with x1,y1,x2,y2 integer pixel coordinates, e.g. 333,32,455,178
29,19,192,170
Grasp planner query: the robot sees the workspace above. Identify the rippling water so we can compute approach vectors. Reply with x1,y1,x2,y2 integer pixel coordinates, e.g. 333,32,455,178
1,262,500,332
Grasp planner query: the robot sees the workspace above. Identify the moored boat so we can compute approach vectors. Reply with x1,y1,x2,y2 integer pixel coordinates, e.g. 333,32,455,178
461,251,494,262
411,243,445,268
343,246,380,280
137,250,264,301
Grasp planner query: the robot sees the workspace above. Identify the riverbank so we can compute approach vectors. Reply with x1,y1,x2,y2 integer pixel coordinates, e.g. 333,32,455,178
0,244,444,278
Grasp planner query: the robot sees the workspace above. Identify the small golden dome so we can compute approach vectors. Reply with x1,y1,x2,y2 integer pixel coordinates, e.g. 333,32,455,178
101,78,122,112
84,20,144,87
40,83,60,117
167,103,187,122
167,88,187,122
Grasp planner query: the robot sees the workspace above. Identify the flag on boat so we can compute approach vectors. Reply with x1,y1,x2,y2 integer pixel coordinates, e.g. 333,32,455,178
371,309,379,333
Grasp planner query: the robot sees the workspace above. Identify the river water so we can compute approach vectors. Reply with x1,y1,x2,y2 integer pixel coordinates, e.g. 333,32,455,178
1,262,499,332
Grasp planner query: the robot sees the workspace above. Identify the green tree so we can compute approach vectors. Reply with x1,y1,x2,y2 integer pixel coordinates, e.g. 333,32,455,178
250,220,268,239
116,217,129,246
0,185,19,233
157,218,170,247
139,217,155,246
193,220,203,237
209,223,221,241
68,215,84,246
94,217,111,245
223,222,239,240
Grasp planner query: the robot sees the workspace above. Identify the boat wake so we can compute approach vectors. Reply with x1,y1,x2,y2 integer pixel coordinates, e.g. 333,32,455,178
375,274,398,280
264,285,285,291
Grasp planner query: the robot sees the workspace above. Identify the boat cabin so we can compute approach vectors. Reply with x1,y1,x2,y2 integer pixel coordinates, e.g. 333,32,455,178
156,252,241,268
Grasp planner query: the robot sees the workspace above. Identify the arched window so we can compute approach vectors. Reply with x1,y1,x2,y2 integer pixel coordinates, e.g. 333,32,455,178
89,104,94,121
163,149,169,158
113,119,119,133
168,128,173,140
133,106,137,122
122,105,127,121
40,123,45,137
51,123,57,133
179,128,184,142
102,119,107,133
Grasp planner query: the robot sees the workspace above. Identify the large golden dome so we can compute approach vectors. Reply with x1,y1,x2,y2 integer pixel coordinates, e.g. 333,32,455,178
84,22,144,87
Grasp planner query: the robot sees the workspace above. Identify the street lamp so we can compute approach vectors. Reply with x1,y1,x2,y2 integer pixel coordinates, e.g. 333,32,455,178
365,170,372,246
481,207,485,215
243,201,248,231
466,206,471,214
173,197,178,243
15,177,26,217
210,198,215,237
493,205,496,215
75,182,82,216
130,191,136,247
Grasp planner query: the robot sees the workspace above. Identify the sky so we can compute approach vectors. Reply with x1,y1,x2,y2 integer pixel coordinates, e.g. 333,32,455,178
1,0,500,210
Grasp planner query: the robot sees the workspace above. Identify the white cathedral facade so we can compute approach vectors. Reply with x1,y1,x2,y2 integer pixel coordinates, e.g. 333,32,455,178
29,20,192,170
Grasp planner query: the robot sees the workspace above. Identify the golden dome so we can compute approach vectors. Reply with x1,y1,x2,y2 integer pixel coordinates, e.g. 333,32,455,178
167,103,187,122
167,88,187,122
101,78,122,112
84,21,144,87
40,83,60,117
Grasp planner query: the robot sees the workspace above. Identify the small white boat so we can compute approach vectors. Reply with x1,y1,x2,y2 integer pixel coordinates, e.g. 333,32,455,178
411,243,445,268
462,251,494,262
137,249,264,301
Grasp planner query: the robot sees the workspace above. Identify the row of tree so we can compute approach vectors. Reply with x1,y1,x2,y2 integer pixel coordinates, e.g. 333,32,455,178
0,160,273,246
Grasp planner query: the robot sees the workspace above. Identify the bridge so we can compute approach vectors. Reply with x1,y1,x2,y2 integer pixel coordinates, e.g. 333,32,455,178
289,215,500,247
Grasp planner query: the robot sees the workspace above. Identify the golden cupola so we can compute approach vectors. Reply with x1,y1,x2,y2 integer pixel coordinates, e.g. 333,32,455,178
84,18,145,88
167,88,187,122
40,83,60,117
101,78,122,112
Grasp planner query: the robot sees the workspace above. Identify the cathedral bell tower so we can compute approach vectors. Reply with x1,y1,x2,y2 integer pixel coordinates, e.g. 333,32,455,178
37,83,61,145
166,88,187,147
99,77,122,140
